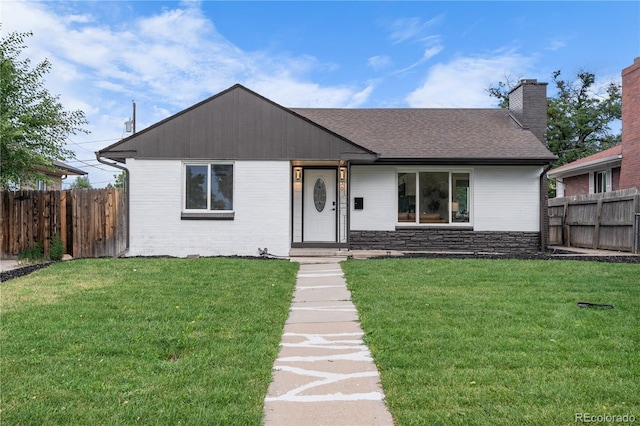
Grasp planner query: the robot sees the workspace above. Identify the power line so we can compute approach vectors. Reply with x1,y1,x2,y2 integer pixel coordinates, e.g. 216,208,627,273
67,157,116,173
66,137,121,145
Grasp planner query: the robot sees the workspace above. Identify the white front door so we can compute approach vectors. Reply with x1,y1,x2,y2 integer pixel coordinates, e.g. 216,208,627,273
303,169,337,242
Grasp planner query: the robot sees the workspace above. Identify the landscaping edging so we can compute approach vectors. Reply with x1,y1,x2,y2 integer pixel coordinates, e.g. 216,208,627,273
1,262,54,282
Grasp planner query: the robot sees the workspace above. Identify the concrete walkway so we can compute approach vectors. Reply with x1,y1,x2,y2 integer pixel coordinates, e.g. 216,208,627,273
263,259,394,426
1,259,21,272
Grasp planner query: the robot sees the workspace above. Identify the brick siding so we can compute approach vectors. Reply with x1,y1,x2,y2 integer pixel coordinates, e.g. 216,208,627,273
612,167,621,191
620,58,640,190
563,174,590,197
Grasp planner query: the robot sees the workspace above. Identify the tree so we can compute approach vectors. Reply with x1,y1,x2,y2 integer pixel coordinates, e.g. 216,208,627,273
488,70,622,167
70,176,92,189
106,172,126,189
0,30,89,188
113,172,126,189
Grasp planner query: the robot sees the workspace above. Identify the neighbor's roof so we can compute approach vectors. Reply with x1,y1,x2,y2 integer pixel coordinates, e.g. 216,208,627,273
292,108,556,163
52,160,87,176
34,160,87,176
547,145,623,178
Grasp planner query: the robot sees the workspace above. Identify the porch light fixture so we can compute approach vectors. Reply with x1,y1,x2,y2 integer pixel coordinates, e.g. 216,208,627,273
295,168,302,182
339,168,346,182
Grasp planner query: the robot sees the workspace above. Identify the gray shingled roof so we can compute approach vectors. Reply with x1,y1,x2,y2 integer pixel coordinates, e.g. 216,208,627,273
52,160,87,176
292,108,556,163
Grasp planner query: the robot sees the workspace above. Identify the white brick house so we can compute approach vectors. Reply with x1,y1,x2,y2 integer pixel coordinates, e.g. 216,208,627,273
98,81,556,257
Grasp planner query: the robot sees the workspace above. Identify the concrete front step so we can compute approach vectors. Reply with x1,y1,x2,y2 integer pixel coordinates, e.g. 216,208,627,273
289,248,352,258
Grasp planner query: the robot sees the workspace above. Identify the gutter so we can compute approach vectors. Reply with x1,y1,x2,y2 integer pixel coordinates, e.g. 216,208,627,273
547,154,623,179
96,151,130,257
371,157,557,166
539,162,555,252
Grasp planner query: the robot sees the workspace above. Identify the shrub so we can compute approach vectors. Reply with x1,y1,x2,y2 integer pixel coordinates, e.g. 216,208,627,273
18,242,44,263
49,234,64,261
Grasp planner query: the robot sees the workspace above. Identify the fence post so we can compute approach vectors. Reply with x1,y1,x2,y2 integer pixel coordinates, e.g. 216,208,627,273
635,194,640,254
60,191,67,255
635,213,640,254
562,200,570,247
593,198,603,250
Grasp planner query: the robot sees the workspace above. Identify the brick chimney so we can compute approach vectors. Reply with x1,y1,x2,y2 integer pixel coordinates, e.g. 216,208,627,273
508,79,548,144
619,57,640,191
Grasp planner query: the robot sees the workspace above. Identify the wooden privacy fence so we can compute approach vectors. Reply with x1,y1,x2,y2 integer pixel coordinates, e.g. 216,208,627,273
1,189,127,259
548,189,640,253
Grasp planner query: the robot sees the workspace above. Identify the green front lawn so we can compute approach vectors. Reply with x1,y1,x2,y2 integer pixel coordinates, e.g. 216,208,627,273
342,258,640,425
3,256,638,425
1,258,298,425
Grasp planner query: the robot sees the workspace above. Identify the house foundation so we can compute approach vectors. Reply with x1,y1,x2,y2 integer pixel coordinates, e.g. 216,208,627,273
348,229,541,254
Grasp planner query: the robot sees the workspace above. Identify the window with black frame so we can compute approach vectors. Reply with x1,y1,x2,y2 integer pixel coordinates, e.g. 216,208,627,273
185,164,233,211
397,171,470,224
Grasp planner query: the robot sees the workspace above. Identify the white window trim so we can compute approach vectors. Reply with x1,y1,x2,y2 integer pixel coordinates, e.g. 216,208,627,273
589,169,612,194
395,167,473,227
181,161,235,219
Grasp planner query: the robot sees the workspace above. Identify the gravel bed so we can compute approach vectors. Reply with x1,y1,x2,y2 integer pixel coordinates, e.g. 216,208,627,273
1,262,54,282
398,252,640,263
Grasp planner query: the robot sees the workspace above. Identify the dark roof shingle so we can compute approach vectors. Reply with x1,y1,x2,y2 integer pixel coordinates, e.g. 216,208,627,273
293,108,556,163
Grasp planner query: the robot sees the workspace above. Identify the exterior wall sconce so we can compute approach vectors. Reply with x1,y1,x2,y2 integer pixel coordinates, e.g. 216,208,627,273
339,168,346,182
294,168,302,182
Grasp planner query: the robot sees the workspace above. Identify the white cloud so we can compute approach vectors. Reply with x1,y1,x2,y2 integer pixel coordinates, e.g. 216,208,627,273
546,38,567,51
245,77,373,108
2,1,373,186
405,51,534,107
383,18,444,78
394,45,444,75
368,55,392,71
389,16,443,44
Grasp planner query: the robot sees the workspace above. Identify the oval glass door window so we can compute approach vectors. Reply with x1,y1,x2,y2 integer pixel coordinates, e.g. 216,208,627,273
314,178,327,212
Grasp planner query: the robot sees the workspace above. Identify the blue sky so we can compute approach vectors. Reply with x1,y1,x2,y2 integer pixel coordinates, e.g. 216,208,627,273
3,1,639,187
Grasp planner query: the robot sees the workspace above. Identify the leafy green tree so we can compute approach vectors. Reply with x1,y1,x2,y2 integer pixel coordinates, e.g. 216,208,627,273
70,176,92,189
1,30,88,188
113,172,126,189
488,70,621,167
107,172,126,189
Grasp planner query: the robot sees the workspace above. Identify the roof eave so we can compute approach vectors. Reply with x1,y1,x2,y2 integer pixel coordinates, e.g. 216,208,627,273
548,155,623,179
96,149,137,164
371,157,556,166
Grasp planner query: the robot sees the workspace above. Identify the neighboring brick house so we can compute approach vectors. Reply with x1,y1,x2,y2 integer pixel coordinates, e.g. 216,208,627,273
549,57,640,197
23,160,87,190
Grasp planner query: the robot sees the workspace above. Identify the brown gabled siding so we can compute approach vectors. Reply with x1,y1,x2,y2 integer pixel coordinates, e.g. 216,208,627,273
99,85,375,163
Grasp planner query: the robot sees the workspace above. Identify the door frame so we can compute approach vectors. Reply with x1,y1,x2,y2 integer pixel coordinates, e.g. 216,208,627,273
291,166,349,248
302,168,338,243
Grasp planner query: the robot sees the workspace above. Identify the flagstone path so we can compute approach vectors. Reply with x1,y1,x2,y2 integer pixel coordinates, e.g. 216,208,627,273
263,259,394,426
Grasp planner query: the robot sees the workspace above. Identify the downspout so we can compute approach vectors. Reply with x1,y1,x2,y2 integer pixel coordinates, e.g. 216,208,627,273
539,162,554,253
96,152,130,257
346,161,351,251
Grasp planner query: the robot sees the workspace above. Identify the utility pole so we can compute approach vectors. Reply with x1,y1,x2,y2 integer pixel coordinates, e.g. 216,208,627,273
124,100,136,133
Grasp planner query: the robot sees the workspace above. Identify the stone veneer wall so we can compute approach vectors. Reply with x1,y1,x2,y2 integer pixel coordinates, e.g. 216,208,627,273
349,229,541,254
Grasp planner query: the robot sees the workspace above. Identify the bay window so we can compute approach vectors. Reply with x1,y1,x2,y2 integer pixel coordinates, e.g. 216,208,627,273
398,170,471,224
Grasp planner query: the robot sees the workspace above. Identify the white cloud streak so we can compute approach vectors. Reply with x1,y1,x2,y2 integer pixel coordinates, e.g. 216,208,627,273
389,16,443,44
405,51,534,108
